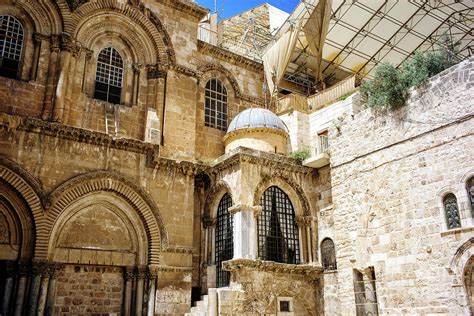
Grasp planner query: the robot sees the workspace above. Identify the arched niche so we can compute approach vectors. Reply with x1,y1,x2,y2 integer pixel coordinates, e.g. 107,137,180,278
49,192,147,266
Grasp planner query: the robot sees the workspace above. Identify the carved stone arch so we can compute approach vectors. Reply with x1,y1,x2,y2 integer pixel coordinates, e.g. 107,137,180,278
253,175,311,217
12,0,63,34
451,237,474,285
68,0,174,66
204,180,233,220
0,158,45,220
198,64,242,98
39,171,168,264
0,182,36,259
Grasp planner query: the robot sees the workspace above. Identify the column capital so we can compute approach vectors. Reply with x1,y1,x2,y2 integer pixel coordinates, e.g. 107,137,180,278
136,265,148,279
146,64,167,79
229,204,262,218
147,266,159,280
203,216,216,228
124,266,135,280
296,215,316,227
17,259,30,276
50,35,60,53
33,32,49,44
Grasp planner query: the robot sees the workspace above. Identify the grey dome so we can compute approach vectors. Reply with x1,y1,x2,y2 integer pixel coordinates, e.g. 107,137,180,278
227,108,288,134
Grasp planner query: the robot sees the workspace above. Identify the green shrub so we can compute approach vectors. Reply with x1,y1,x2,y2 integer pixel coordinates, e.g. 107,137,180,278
289,149,310,164
360,34,460,110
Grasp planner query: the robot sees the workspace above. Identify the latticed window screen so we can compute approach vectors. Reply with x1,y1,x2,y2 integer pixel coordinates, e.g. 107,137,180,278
321,238,337,270
468,177,474,217
258,186,300,264
444,193,461,229
205,79,227,131
0,15,24,79
215,193,233,288
94,47,123,104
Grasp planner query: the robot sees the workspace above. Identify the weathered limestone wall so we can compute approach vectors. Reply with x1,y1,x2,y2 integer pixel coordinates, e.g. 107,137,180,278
325,58,474,315
54,265,123,315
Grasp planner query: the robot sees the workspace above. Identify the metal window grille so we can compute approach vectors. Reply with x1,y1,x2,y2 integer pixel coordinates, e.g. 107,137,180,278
468,177,474,217
258,186,300,264
205,78,227,131
321,238,337,270
94,47,123,104
0,15,24,79
215,193,233,288
444,193,461,229
354,268,379,316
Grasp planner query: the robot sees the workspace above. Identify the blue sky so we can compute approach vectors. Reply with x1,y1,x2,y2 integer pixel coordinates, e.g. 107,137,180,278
195,0,299,19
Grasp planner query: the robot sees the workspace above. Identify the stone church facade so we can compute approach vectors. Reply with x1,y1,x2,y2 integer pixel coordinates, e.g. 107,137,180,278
0,0,472,315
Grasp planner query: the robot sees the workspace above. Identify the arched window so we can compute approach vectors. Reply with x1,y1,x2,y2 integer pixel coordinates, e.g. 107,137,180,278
215,193,233,287
94,47,123,104
258,186,300,264
444,193,461,229
205,78,227,131
0,15,24,79
467,177,474,217
321,238,337,270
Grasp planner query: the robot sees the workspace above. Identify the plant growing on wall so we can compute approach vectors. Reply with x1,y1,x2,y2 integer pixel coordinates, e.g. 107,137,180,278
360,33,460,109
289,149,310,164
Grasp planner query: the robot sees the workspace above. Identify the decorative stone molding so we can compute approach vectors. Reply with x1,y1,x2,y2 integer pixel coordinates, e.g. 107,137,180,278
222,258,323,280
155,265,194,273
202,217,217,228
146,64,167,79
228,204,262,218
17,259,31,276
164,245,195,254
253,173,312,217
33,32,49,44
152,0,208,21
124,266,135,280
296,215,315,227
197,40,263,72
450,237,474,284
50,35,60,52
197,63,243,98
136,265,148,279
223,127,289,143
174,64,198,77
204,180,233,219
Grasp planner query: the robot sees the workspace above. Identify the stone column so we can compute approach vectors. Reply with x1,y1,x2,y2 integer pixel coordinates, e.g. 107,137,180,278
81,49,93,93
132,63,141,106
52,33,76,122
135,266,147,316
123,266,134,316
207,288,218,316
1,261,16,315
229,204,262,259
63,44,81,124
146,267,158,316
14,259,30,316
26,260,45,316
309,216,318,263
42,35,60,120
45,263,61,316
36,263,53,315
30,33,47,81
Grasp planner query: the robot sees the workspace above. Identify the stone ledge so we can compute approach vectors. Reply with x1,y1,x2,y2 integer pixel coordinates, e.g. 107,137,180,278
222,258,323,280
440,226,474,237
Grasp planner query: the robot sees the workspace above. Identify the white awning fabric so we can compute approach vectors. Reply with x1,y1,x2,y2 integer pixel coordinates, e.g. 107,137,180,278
263,21,302,95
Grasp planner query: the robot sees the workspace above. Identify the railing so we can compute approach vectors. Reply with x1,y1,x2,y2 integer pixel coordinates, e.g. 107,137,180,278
198,24,218,45
307,75,357,111
302,134,329,158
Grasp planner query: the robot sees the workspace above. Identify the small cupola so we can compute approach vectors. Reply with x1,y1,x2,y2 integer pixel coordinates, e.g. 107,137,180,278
223,108,289,154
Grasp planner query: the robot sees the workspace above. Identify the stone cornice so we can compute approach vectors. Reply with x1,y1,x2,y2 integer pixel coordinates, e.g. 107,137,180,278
223,259,323,280
223,127,289,144
159,0,209,21
155,265,194,273
164,245,195,254
228,204,262,217
0,115,205,176
197,40,263,72
209,147,313,176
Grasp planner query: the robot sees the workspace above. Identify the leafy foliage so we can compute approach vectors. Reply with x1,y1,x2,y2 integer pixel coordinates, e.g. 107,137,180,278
289,149,310,164
360,34,460,109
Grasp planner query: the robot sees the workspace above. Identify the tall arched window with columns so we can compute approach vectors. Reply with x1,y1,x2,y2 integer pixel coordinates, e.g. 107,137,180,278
94,47,123,104
444,193,461,229
205,78,228,131
258,186,300,264
0,15,24,79
215,193,233,287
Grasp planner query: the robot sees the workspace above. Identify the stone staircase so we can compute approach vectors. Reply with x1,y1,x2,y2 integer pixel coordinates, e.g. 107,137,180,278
185,293,209,316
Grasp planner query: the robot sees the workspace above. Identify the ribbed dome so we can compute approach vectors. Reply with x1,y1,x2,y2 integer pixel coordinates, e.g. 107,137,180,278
227,108,288,134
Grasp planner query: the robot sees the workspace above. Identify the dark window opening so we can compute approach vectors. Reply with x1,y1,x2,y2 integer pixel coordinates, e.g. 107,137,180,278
279,300,290,312
94,47,123,104
321,238,337,270
0,15,24,79
258,186,300,264
468,177,474,217
215,193,233,288
444,193,461,229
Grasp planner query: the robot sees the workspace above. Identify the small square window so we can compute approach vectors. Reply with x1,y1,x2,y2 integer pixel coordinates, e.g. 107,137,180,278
280,301,290,312
277,297,293,315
